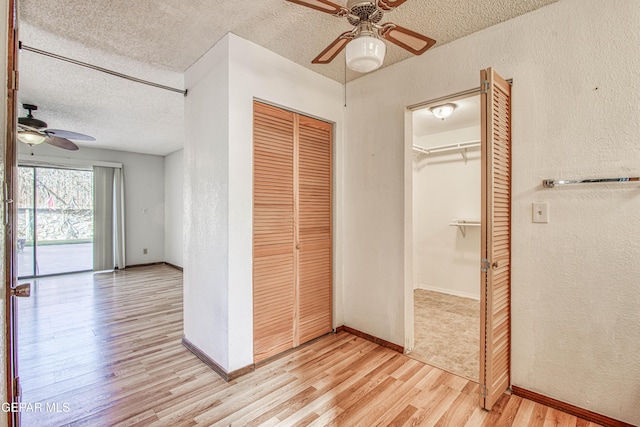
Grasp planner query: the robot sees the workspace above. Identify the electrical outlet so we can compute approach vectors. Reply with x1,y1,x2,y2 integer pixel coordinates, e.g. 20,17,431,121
532,202,549,223
143,248,148,255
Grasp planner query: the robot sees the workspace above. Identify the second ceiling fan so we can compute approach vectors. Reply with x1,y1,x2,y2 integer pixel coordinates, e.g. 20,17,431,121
17,104,95,151
287,0,436,73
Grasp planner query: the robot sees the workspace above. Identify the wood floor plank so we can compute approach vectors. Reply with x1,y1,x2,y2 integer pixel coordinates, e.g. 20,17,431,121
495,395,524,426
386,404,418,426
17,265,604,426
511,398,538,426
372,364,433,426
433,386,481,427
408,384,463,425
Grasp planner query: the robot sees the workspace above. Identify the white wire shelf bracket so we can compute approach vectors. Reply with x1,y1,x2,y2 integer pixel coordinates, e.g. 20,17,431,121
449,219,481,238
543,177,640,188
412,140,481,163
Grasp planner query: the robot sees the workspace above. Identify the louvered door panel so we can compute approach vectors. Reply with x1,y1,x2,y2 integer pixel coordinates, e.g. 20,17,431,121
253,102,333,362
480,68,512,410
253,102,295,362
297,116,333,344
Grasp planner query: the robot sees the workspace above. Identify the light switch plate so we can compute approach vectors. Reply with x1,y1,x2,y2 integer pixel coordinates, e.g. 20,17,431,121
532,202,549,223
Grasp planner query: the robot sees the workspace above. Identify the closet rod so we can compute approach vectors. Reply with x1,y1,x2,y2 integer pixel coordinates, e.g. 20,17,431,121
449,219,481,238
20,43,188,96
543,177,640,188
413,140,480,156
406,78,512,111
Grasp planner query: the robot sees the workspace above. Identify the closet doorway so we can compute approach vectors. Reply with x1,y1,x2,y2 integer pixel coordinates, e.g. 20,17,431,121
406,68,512,410
410,95,481,382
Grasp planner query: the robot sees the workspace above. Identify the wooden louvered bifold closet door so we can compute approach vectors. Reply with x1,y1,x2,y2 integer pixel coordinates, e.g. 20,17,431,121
480,67,512,410
253,101,332,363
297,116,332,345
253,103,296,362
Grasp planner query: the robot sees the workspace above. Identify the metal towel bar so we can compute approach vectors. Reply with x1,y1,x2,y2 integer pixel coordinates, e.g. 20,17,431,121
543,177,640,188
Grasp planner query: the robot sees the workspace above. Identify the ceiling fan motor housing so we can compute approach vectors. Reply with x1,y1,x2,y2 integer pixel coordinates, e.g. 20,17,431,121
347,1,384,26
19,104,48,129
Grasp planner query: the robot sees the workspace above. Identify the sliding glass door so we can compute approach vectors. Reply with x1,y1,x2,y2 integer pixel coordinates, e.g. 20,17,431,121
17,166,94,278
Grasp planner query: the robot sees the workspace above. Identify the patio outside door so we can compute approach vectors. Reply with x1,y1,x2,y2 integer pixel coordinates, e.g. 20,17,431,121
17,166,94,278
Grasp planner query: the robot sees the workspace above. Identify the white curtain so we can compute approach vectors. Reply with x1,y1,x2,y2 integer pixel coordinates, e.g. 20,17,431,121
113,168,126,269
93,166,126,271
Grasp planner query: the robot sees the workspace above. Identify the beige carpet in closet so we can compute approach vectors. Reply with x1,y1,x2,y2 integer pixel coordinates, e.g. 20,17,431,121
409,289,480,382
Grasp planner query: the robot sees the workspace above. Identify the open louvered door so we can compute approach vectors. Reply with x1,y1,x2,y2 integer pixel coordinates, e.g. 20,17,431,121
253,101,332,363
480,67,512,410
253,102,296,362
297,116,332,345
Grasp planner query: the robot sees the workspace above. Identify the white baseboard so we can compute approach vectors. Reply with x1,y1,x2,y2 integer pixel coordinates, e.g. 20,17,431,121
415,284,480,301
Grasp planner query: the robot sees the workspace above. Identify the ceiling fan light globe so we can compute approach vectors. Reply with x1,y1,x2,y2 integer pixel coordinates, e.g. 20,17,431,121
17,131,47,146
346,36,386,73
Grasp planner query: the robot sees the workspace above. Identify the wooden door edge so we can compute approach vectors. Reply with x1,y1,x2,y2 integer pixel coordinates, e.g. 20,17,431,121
4,0,19,425
479,67,490,409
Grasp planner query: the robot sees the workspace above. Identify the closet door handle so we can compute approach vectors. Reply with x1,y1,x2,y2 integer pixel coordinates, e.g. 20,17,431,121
296,244,300,249
492,261,499,268
11,283,30,298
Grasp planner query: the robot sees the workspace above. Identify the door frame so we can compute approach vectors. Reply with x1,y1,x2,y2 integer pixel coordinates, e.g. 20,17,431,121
404,86,486,353
4,0,20,425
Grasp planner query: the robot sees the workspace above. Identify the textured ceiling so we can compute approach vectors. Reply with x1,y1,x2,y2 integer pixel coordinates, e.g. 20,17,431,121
17,0,559,155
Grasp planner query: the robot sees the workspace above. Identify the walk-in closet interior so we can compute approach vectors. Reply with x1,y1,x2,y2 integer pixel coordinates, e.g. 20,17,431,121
410,95,481,381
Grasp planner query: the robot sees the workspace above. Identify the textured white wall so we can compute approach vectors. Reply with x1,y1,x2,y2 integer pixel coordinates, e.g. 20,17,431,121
18,143,166,267
164,149,183,268
343,0,640,424
184,33,344,372
413,126,481,299
183,35,231,368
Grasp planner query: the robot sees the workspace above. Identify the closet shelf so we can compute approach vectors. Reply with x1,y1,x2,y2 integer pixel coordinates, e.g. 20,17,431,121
413,140,481,163
449,219,481,238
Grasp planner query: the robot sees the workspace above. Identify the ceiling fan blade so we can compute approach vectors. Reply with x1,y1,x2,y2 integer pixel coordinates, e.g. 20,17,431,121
17,122,42,132
380,23,436,55
377,0,410,11
45,136,79,151
286,0,345,15
45,129,95,141
312,32,353,64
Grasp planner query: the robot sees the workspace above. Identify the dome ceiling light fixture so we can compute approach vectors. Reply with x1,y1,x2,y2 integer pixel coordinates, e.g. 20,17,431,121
287,0,436,73
17,130,47,146
429,103,457,120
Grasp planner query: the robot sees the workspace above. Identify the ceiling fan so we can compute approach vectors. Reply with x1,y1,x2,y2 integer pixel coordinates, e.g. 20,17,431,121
17,104,95,151
287,0,436,73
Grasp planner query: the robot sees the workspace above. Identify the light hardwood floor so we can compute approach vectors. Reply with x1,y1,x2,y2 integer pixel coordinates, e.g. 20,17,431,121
17,265,601,426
